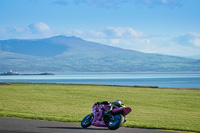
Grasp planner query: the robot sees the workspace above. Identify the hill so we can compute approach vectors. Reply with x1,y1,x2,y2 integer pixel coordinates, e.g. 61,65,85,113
0,35,199,72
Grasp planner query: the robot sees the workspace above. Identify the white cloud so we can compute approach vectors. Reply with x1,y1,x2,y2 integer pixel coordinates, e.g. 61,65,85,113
190,32,200,37
173,32,200,48
12,26,28,33
64,27,145,39
28,22,51,34
1,24,200,58
189,32,200,47
0,22,53,39
61,27,200,57
190,38,200,47
88,30,107,38
0,26,30,39
104,27,145,38
109,39,121,44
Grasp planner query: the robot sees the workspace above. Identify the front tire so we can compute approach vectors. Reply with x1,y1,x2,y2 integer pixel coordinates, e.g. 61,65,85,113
108,114,124,130
81,113,93,128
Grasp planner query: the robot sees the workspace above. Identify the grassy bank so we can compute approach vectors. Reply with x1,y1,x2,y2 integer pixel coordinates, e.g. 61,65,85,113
0,83,199,132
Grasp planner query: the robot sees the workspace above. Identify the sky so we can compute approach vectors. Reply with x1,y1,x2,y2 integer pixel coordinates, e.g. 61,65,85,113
0,0,200,58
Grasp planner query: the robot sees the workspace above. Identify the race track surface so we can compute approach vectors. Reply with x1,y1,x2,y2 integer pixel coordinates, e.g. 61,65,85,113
0,117,178,133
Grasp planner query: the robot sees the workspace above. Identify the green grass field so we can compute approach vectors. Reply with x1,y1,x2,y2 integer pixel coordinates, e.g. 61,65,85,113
0,83,200,132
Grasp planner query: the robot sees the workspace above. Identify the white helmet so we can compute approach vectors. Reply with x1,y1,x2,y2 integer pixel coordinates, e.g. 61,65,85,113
114,100,122,105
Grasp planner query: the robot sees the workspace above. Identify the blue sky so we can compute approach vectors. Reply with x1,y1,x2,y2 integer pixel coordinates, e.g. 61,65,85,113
0,0,200,58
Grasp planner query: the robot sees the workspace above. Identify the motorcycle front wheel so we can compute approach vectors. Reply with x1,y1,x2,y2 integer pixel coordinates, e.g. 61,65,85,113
108,114,124,130
81,113,93,128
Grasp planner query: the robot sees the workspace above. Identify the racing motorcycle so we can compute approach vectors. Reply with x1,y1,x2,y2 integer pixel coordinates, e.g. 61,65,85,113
81,100,132,130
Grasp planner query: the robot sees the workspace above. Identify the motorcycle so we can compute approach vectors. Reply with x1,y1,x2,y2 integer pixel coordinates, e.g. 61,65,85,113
81,101,132,130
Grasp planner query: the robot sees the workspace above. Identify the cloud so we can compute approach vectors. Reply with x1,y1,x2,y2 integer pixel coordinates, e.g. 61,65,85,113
64,28,200,57
173,32,200,48
104,27,145,38
173,34,192,46
189,32,200,47
0,26,30,39
0,22,53,39
63,27,155,52
190,38,200,48
1,24,200,57
64,27,145,40
28,22,51,34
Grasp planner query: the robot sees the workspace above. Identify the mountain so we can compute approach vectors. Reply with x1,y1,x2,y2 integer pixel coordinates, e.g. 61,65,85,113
0,35,200,72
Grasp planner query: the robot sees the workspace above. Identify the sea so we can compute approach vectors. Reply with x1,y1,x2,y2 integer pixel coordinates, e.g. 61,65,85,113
0,72,200,89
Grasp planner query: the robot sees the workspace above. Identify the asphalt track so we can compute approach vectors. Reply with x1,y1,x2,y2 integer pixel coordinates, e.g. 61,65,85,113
0,117,181,133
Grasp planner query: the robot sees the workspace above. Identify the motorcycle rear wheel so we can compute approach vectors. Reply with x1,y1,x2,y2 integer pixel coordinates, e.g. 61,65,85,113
108,114,124,130
81,113,93,128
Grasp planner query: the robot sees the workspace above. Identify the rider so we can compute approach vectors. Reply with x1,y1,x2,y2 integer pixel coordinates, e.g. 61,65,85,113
94,100,125,121
96,100,124,112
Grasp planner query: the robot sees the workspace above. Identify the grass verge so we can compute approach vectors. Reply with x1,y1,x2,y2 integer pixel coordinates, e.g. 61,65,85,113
0,83,199,132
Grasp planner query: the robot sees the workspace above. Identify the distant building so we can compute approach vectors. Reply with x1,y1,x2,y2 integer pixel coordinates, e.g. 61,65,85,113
0,70,19,75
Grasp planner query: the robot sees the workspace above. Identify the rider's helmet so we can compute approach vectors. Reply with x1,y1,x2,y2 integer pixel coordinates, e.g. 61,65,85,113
114,100,122,105
114,100,125,107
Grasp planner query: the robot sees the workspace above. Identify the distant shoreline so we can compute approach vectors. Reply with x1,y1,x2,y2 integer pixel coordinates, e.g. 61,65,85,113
0,82,199,90
0,72,199,89
0,72,54,76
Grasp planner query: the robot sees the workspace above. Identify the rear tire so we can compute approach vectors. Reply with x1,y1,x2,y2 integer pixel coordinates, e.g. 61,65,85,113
81,113,93,128
108,114,124,130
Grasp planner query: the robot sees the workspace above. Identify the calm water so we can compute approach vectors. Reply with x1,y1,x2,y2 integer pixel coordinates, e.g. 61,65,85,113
0,73,200,88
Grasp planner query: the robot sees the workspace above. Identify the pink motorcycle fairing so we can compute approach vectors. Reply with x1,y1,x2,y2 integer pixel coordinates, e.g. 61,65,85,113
112,107,132,116
91,104,107,127
91,104,131,127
